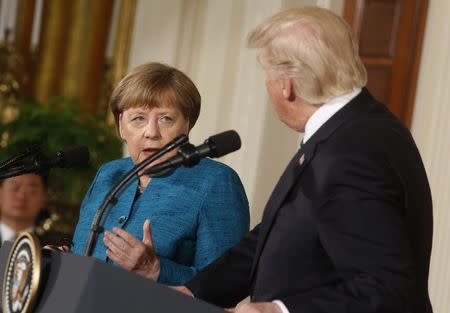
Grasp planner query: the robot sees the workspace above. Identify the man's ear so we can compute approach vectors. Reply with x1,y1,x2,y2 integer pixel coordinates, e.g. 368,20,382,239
281,77,295,101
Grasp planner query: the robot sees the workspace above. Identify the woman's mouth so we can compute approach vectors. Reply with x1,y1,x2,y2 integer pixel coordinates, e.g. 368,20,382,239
141,148,159,157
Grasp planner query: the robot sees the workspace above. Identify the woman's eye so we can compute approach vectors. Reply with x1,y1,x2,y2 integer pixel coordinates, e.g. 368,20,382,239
159,115,174,123
132,116,145,122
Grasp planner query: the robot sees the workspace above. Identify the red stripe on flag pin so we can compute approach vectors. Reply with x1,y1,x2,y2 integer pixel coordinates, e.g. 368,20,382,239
299,154,305,166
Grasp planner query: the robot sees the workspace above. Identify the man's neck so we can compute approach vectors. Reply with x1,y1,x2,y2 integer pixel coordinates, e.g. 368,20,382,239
0,217,35,232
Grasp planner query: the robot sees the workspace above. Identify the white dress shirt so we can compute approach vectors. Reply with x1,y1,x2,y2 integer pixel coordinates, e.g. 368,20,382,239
0,222,35,244
273,88,362,313
303,88,362,144
0,222,17,243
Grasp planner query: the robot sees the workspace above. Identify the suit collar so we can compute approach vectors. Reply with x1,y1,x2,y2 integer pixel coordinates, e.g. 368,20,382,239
250,145,311,281
299,88,373,156
303,88,362,143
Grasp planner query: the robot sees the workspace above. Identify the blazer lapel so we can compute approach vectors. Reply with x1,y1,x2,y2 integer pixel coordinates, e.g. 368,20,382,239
258,148,311,238
249,88,375,281
249,145,314,280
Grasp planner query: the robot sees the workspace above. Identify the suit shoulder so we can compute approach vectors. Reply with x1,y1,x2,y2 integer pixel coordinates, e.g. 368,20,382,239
334,110,414,150
100,157,134,169
175,158,242,188
195,158,240,178
95,157,134,180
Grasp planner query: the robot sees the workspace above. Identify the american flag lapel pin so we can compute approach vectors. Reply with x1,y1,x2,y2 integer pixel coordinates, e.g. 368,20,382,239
299,153,305,166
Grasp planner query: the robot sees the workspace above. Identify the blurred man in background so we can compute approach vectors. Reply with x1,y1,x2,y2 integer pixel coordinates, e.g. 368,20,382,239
0,172,48,245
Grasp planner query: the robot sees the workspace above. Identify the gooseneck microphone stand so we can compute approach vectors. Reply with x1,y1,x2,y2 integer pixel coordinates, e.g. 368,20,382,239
0,143,40,172
84,134,188,256
0,165,40,179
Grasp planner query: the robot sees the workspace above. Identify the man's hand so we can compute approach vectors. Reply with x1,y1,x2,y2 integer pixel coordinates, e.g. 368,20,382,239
169,287,282,313
169,285,194,297
228,303,283,313
103,219,160,280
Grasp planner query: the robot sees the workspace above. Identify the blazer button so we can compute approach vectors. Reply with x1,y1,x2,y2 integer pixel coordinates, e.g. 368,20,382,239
118,215,126,224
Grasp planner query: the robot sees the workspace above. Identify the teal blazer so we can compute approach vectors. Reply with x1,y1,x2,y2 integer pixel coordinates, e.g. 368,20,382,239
71,157,249,285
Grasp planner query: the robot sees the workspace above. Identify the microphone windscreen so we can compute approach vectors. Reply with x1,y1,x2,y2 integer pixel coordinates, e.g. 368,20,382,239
60,145,90,168
207,130,241,158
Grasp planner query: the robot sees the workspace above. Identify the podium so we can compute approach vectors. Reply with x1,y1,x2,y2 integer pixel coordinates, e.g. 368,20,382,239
0,242,224,313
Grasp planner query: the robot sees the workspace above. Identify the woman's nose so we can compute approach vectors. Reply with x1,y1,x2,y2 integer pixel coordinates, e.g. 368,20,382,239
143,122,161,139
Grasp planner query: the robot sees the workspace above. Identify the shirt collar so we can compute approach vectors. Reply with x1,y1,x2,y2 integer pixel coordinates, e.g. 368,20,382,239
0,222,17,242
303,88,362,144
0,222,35,242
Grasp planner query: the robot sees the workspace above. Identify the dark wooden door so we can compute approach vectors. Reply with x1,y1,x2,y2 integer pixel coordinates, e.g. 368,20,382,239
344,0,428,127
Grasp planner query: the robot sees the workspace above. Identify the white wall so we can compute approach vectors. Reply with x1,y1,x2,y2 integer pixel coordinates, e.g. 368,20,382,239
411,0,450,311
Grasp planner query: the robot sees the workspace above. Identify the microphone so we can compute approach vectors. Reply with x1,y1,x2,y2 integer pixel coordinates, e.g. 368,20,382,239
0,145,90,179
27,145,90,169
141,130,241,176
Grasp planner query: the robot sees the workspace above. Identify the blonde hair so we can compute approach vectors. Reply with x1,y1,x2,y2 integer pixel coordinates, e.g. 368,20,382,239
247,6,367,105
109,62,201,133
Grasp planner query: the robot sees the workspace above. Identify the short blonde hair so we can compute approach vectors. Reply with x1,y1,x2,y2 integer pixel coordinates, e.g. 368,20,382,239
109,62,201,133
248,6,367,105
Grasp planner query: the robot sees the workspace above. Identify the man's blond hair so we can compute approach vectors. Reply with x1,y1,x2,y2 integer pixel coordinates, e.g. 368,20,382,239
248,6,367,105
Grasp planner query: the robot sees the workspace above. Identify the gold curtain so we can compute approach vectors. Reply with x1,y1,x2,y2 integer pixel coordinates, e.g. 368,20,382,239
32,0,75,103
5,0,137,115
14,0,35,95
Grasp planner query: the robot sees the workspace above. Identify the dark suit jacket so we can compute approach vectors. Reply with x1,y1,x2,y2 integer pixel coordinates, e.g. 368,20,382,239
186,89,433,313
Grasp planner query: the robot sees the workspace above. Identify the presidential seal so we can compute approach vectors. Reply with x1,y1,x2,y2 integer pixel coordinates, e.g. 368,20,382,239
2,232,42,313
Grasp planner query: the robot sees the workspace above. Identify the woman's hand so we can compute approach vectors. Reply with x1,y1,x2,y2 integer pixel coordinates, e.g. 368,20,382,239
103,219,160,281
